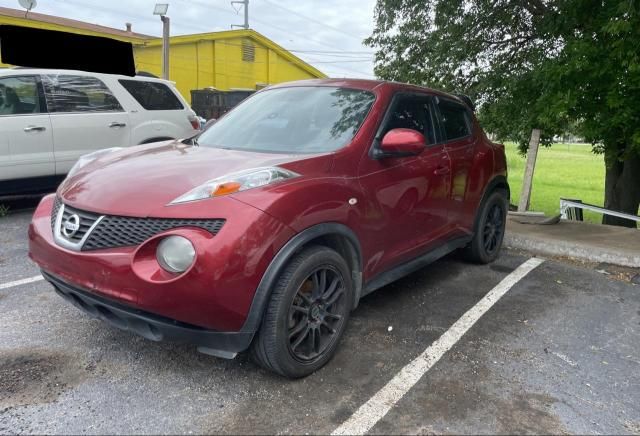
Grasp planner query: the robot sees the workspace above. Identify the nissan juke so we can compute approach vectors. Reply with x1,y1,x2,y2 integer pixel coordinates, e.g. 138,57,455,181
29,79,509,378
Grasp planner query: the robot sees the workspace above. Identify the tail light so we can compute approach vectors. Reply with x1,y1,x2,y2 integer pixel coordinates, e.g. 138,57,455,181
188,114,201,130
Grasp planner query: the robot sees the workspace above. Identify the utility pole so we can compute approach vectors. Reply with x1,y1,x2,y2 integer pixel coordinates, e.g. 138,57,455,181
231,0,249,29
153,4,171,80
161,15,170,79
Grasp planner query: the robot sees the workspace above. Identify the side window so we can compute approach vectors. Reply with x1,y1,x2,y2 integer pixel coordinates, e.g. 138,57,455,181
437,99,471,140
118,80,184,110
0,76,42,115
43,75,123,113
381,94,436,144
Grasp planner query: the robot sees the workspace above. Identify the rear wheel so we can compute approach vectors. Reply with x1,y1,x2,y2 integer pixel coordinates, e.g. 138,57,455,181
250,246,352,378
463,190,508,264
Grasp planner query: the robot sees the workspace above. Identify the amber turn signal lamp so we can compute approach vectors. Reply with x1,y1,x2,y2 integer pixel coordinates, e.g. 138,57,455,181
212,182,242,196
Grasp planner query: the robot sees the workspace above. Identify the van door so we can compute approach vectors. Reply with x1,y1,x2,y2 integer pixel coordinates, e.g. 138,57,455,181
42,74,130,175
0,75,54,184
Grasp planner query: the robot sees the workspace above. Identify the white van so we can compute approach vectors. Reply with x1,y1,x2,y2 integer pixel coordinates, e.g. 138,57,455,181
0,68,200,195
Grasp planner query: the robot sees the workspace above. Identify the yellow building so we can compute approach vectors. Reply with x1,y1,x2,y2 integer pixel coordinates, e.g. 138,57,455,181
0,6,326,102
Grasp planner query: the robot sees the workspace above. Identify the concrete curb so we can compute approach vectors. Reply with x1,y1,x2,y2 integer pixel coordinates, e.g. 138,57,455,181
504,232,640,267
504,221,640,268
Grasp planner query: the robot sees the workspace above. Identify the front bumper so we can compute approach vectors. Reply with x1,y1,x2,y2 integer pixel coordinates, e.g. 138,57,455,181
29,194,296,333
44,271,252,358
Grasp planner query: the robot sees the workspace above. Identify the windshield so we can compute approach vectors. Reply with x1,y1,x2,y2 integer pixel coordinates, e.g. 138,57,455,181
198,86,375,154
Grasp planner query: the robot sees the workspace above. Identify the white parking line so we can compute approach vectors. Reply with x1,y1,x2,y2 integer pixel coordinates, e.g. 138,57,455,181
0,275,44,290
332,257,545,435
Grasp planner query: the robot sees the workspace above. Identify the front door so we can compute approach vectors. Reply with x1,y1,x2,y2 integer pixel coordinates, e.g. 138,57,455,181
42,74,130,175
358,93,452,279
0,75,54,183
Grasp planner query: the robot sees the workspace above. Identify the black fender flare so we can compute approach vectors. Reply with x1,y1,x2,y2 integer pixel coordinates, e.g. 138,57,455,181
239,222,363,335
471,175,510,234
483,175,510,200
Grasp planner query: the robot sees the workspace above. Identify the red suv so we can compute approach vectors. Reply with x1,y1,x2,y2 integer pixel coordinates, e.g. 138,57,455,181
29,79,509,378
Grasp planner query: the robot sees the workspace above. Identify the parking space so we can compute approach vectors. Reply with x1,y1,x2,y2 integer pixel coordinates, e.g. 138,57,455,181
1,209,639,434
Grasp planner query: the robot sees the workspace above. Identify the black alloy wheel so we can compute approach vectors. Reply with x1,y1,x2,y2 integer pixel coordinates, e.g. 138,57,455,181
462,190,508,264
250,246,353,378
287,266,347,362
482,203,504,256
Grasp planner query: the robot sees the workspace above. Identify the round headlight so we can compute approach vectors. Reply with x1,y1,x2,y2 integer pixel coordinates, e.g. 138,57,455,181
156,236,196,273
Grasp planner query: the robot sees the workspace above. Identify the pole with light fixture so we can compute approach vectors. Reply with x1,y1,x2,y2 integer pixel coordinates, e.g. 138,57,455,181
153,3,170,80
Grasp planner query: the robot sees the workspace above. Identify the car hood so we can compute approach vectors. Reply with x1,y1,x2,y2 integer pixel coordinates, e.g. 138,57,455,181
59,141,331,216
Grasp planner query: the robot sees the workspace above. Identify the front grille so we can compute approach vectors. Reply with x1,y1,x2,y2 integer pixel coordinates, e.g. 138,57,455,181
51,197,225,251
82,216,225,251
59,205,101,243
51,196,62,231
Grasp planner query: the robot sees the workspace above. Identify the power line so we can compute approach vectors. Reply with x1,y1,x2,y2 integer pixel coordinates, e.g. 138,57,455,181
288,49,375,55
178,0,375,76
176,0,356,55
260,0,365,42
49,0,375,77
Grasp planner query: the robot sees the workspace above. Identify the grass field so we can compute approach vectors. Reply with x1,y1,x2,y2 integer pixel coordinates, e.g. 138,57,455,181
505,142,605,223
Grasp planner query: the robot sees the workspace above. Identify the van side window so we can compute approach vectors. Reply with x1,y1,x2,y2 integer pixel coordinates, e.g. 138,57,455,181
119,80,184,110
0,76,42,115
43,75,123,113
437,99,471,140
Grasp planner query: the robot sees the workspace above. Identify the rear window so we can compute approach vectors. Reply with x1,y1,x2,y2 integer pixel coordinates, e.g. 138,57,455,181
119,80,184,110
437,99,471,140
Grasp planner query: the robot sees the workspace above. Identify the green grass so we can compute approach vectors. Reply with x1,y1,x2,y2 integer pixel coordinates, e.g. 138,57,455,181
505,142,605,223
0,204,9,218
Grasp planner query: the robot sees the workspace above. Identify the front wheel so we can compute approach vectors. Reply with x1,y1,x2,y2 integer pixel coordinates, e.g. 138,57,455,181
462,190,508,264
250,246,353,378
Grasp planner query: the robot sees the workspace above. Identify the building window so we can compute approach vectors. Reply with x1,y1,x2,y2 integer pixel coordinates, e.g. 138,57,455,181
242,40,255,62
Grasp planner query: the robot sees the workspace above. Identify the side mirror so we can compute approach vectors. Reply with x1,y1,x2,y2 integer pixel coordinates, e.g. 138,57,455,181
378,128,426,157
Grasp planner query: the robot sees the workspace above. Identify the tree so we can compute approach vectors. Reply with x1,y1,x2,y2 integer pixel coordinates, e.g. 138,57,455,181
366,0,640,227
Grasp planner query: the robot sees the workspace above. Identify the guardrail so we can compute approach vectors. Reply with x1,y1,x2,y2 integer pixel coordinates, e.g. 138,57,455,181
560,198,640,223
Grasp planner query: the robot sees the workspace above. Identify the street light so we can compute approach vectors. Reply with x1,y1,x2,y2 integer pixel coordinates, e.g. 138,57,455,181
153,3,170,80
153,3,169,15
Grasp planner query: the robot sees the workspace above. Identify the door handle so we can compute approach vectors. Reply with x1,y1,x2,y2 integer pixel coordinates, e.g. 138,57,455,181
24,125,46,132
434,165,450,175
109,122,127,128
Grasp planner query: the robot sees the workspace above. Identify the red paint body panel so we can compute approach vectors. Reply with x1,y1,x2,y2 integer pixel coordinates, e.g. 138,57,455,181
28,79,507,336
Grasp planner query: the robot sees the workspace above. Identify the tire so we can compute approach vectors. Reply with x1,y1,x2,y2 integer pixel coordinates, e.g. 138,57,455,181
462,190,508,264
250,246,353,378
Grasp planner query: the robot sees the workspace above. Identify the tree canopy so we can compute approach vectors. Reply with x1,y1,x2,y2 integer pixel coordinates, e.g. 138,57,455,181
366,0,640,226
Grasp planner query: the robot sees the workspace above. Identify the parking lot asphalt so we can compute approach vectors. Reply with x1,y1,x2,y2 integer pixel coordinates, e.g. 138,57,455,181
1,208,639,435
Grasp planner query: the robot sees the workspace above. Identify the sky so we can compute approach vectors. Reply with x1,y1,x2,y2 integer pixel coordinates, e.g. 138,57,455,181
0,0,378,78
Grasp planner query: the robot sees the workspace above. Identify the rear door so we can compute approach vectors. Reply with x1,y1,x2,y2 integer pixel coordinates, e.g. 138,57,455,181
435,96,476,227
0,74,54,182
42,74,131,175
